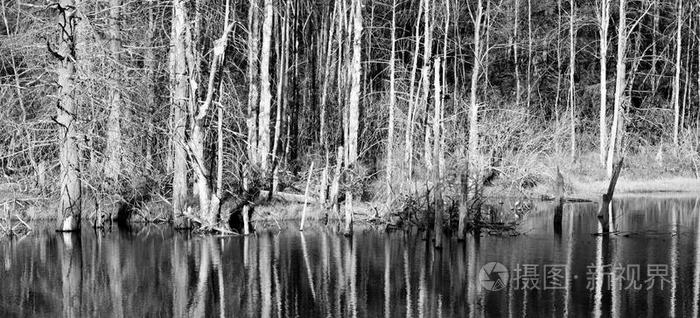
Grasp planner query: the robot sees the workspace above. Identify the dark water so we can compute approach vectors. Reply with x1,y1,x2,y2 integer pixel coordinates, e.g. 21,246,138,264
1,197,699,317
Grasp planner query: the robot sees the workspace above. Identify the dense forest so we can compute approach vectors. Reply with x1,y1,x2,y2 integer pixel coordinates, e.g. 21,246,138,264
0,0,698,236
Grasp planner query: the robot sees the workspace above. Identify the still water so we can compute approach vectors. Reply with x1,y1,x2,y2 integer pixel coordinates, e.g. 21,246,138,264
1,197,699,317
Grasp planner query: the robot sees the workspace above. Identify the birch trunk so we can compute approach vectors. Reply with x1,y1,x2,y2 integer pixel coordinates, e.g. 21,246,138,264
404,1,424,176
569,0,576,159
672,0,682,145
514,0,520,106
607,0,627,177
347,0,362,167
105,0,122,181
387,0,396,199
258,0,273,171
247,0,261,165
345,0,363,236
432,57,443,249
599,0,610,165
461,0,483,240
171,0,189,228
56,0,82,231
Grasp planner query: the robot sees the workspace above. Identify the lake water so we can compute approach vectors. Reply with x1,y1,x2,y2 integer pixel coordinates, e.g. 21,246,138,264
0,197,699,317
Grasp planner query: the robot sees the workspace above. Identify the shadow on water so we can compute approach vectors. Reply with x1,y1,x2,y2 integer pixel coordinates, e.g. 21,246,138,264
0,197,699,317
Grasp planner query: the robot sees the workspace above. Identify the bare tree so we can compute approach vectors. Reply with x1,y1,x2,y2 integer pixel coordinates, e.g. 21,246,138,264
170,0,190,228
258,0,274,171
460,0,483,240
569,0,576,159
598,0,611,165
345,0,363,236
672,0,682,145
607,0,627,177
105,0,123,181
387,0,396,199
55,0,82,231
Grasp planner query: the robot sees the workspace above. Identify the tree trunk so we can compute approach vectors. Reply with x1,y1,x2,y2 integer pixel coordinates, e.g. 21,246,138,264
526,0,532,109
569,0,576,159
387,0,396,200
432,57,443,249
463,0,482,239
607,0,627,177
145,0,156,166
105,0,122,182
404,1,424,176
258,0,273,171
514,0,520,106
272,2,289,194
247,0,261,165
171,0,189,228
56,0,82,232
672,0,683,145
599,0,610,165
421,0,432,169
347,0,362,167
468,1,483,178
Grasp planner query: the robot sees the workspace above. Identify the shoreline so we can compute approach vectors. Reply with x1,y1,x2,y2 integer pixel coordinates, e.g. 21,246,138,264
2,176,698,222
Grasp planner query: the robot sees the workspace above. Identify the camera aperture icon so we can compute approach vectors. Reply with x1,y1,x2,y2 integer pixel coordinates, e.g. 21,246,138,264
479,262,509,291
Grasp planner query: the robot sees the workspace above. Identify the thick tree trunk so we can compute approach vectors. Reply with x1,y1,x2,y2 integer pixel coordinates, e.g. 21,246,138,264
105,0,123,182
344,0,362,236
465,0,483,228
347,0,362,167
171,0,189,228
258,0,273,171
462,0,483,239
607,0,627,177
599,0,610,165
247,0,261,165
56,0,82,232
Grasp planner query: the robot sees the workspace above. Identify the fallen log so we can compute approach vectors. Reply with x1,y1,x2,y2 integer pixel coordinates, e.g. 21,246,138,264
259,190,318,204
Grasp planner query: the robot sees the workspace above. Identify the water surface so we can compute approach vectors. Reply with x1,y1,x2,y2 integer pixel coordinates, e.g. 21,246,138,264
1,197,699,317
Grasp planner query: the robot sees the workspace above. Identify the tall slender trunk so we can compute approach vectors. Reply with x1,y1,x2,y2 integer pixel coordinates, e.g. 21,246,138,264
145,0,156,166
105,0,122,181
514,0,520,106
347,0,362,167
460,0,483,240
345,0,362,236
569,0,576,159
673,0,683,145
652,0,659,92
607,0,627,177
387,0,396,199
526,0,532,109
421,0,433,168
555,0,562,153
247,0,261,165
599,0,610,165
272,2,289,194
258,0,273,171
404,1,424,177
56,0,82,231
432,57,443,249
